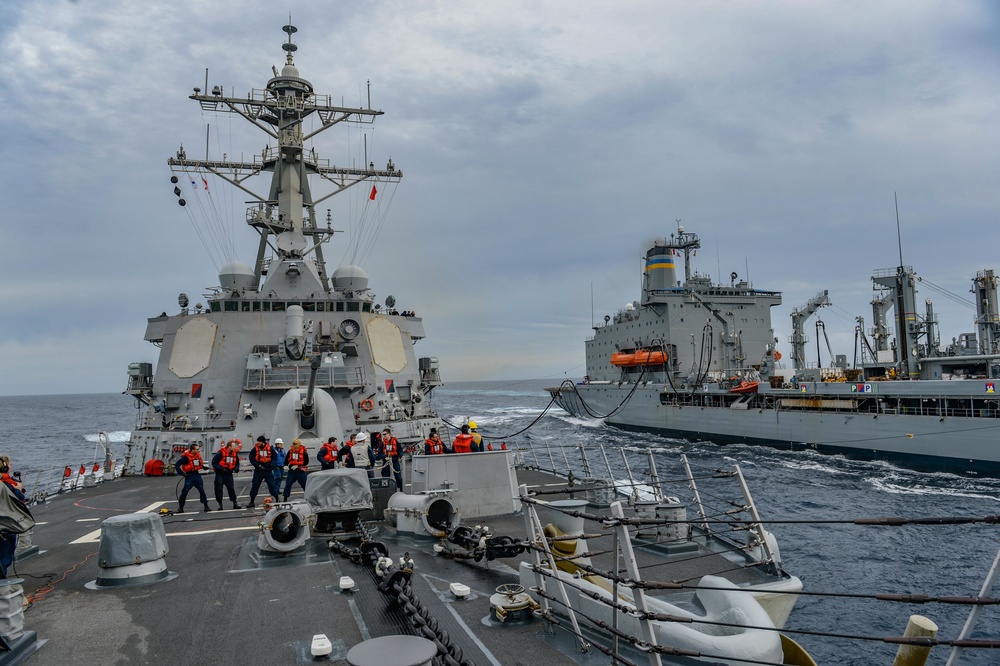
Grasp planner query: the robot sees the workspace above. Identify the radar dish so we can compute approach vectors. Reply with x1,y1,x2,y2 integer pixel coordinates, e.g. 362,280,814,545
277,230,306,254
339,319,361,340
385,295,396,308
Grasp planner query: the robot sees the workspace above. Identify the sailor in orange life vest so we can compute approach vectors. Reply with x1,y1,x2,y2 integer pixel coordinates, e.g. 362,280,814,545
282,439,310,500
211,439,242,510
379,428,403,491
423,429,445,455
174,443,211,513
0,455,27,579
318,437,339,470
452,424,474,453
248,435,279,508
0,456,24,501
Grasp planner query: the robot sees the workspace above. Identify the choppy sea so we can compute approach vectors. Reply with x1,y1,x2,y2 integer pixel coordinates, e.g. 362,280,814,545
2,379,999,665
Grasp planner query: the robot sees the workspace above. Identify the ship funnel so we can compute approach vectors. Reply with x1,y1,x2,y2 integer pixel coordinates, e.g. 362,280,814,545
643,243,677,304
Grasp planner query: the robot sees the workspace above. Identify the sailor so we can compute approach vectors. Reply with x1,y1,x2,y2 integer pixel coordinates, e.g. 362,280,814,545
351,432,375,478
0,455,28,579
272,438,287,485
452,424,474,454
380,428,403,491
175,443,211,513
424,429,445,455
211,439,242,510
0,456,24,500
282,439,310,500
337,434,357,468
469,421,484,453
248,435,279,508
318,437,339,470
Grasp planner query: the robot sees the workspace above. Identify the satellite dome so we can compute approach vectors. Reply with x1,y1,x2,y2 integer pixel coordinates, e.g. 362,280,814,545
219,261,255,291
332,265,369,292
281,63,300,78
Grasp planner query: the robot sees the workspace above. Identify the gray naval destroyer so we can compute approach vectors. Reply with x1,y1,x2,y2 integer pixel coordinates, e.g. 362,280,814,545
549,224,1000,475
122,25,444,474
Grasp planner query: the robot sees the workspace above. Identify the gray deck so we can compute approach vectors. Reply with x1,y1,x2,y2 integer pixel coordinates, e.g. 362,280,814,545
13,466,772,665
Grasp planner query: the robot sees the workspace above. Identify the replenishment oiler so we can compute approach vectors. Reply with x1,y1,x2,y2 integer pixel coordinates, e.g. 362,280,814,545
549,224,1000,475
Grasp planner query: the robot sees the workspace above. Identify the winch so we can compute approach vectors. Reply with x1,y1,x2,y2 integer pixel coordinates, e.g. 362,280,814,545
488,584,537,624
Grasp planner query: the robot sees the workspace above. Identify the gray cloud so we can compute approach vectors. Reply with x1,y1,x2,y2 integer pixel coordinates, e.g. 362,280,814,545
2,1,999,395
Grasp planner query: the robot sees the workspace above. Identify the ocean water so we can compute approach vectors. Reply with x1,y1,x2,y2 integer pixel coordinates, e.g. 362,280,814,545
2,380,999,665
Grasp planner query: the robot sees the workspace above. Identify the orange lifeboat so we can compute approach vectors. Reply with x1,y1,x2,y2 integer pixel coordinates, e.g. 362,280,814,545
730,380,759,394
611,349,668,367
610,352,636,367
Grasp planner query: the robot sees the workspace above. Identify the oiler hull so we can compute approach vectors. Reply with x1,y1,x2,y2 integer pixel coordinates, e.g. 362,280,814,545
549,381,1000,475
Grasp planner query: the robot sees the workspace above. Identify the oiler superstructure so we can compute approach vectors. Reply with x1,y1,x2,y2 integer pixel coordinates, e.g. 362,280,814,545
123,26,443,474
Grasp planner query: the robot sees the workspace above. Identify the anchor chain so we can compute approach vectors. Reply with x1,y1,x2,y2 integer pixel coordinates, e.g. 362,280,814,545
328,525,476,666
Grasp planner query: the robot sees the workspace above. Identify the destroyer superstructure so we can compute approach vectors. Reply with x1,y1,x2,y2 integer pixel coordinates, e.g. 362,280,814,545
550,224,1000,474
123,25,443,473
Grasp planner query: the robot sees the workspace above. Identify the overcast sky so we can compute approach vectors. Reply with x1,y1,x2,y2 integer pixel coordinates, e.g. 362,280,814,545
2,1,999,396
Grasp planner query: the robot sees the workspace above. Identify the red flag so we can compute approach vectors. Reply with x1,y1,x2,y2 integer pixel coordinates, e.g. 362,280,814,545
369,184,377,200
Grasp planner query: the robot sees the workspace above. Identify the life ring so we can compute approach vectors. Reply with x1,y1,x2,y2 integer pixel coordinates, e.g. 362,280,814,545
360,399,374,412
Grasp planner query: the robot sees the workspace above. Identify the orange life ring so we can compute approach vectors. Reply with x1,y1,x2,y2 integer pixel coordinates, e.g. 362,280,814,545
360,399,374,412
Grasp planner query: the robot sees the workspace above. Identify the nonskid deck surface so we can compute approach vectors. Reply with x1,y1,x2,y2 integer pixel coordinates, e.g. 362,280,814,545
16,469,770,665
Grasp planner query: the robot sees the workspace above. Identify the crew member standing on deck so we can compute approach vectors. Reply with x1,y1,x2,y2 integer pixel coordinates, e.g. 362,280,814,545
424,429,444,455
248,436,279,508
352,432,375,478
272,438,287,486
318,437,339,470
452,424,474,453
0,455,28,579
380,429,403,491
0,456,24,500
175,443,211,513
338,434,357,468
469,421,484,453
282,439,310,500
212,439,242,510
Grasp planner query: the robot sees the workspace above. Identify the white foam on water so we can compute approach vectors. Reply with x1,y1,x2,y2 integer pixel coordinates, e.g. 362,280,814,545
84,430,131,443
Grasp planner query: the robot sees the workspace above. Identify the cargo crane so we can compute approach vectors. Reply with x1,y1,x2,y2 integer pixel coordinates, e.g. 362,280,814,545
789,290,831,372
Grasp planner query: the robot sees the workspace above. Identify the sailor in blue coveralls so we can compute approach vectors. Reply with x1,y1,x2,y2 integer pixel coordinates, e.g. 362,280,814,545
175,443,211,513
248,436,279,508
